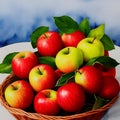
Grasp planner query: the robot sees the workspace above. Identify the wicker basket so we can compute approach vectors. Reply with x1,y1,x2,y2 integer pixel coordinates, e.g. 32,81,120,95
0,74,119,120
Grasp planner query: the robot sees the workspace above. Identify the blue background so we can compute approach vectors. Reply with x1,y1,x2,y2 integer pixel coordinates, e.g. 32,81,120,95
0,0,120,47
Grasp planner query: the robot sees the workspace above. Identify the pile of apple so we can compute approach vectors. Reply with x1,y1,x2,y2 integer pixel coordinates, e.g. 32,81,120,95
3,16,120,116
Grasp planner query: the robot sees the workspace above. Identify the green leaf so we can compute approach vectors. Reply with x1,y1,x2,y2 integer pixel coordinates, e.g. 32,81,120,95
53,15,79,34
2,52,18,63
38,56,56,69
86,56,119,68
0,52,18,73
79,18,91,36
0,63,12,73
101,34,115,50
30,26,49,48
56,72,75,86
92,95,109,110
88,24,105,39
86,57,98,66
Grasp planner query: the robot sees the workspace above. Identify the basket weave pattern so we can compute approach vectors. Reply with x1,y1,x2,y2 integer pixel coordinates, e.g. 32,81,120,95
0,74,118,120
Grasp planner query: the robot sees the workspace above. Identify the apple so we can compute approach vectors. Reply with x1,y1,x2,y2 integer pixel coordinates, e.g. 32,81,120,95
29,64,57,92
55,47,83,73
37,31,63,57
97,76,120,99
4,80,34,109
77,37,104,61
94,63,116,77
61,30,85,47
75,65,102,94
12,51,38,79
34,89,60,115
104,50,109,56
55,69,64,79
57,82,85,113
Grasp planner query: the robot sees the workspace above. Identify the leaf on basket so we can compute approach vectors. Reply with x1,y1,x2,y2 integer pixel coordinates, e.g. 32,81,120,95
56,72,75,86
86,56,119,68
0,52,18,73
92,95,110,110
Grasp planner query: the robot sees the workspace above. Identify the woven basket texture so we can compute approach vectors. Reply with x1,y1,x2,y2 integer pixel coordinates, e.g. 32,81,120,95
0,74,118,120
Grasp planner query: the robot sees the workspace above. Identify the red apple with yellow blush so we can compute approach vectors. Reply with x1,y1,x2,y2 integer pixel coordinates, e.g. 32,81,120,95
61,30,85,47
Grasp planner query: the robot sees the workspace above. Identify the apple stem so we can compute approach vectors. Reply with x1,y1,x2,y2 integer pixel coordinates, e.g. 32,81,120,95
43,33,48,38
20,55,25,58
67,47,70,54
11,84,18,90
46,92,50,98
65,48,70,54
77,70,82,74
37,68,43,75
91,37,96,43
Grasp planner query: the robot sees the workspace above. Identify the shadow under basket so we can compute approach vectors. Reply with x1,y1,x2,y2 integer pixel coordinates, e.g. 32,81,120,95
0,74,119,120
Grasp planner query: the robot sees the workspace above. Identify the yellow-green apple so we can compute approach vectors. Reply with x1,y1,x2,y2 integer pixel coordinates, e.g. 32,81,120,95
61,30,85,47
77,37,104,61
4,80,34,109
34,89,60,115
97,76,120,99
57,82,85,112
75,65,102,94
37,31,63,57
12,51,38,79
55,47,83,73
29,64,57,92
94,63,116,77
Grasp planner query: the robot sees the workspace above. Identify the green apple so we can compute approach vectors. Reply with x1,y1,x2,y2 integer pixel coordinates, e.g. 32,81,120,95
55,47,83,73
77,37,104,61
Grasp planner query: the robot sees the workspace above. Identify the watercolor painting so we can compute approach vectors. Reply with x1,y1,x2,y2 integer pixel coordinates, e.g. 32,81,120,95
0,0,120,47
0,1,120,120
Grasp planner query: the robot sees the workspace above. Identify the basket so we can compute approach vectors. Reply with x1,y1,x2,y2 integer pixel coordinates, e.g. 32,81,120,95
0,74,119,120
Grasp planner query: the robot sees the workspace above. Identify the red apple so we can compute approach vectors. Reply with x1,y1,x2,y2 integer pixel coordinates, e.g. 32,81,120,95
75,65,102,94
104,50,109,56
55,69,64,79
29,64,57,92
97,76,120,99
61,30,85,47
12,51,38,79
57,82,85,113
37,31,63,56
34,89,60,115
94,63,116,77
4,80,34,109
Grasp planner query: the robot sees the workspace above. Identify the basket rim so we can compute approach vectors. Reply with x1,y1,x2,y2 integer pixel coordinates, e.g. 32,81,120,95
0,74,119,120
